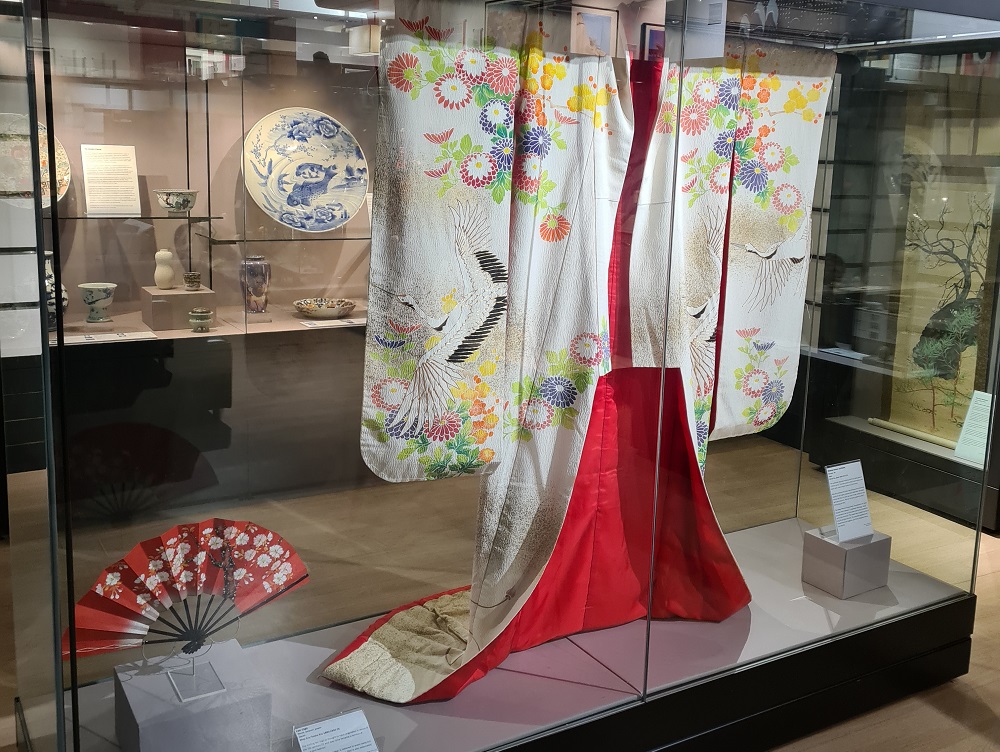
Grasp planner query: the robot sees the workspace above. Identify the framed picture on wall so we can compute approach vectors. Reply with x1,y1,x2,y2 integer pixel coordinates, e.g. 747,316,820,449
570,6,619,57
640,22,665,62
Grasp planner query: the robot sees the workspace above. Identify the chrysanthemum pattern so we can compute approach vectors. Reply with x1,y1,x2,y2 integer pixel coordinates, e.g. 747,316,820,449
505,323,609,442
390,22,616,241
732,328,790,431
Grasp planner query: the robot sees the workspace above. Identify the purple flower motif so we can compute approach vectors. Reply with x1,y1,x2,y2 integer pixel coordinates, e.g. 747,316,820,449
719,77,741,110
522,126,552,157
539,376,578,408
753,340,775,353
490,138,515,172
374,335,405,350
386,410,421,439
738,159,769,194
696,420,709,447
762,380,784,405
479,99,513,135
713,130,735,158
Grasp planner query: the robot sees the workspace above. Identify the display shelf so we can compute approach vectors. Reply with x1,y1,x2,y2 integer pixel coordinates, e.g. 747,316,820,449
216,303,368,333
50,303,367,344
53,214,221,222
197,232,372,245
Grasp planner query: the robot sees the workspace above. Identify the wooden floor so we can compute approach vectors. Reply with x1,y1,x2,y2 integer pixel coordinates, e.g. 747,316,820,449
1,434,998,751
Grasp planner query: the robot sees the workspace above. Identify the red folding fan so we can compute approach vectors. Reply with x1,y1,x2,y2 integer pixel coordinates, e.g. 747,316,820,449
66,519,308,657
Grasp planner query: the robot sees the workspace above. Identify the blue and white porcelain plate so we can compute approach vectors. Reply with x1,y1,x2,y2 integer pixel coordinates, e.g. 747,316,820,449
243,108,368,233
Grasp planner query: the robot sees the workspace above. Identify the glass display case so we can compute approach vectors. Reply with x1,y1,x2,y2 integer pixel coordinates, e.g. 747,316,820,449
3,1,998,751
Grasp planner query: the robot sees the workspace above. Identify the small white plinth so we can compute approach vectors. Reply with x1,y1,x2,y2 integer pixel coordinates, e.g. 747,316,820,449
115,640,271,752
801,526,892,599
141,285,216,331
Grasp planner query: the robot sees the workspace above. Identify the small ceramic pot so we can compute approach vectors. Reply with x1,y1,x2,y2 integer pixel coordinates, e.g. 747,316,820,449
155,189,198,214
154,249,175,290
79,283,117,323
183,272,202,291
188,307,213,333
240,255,271,314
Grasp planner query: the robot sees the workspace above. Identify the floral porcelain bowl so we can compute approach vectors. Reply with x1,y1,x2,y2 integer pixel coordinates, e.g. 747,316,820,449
293,298,356,319
155,189,198,213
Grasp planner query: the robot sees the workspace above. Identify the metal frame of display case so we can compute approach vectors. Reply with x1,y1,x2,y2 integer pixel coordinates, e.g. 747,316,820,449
6,1,994,751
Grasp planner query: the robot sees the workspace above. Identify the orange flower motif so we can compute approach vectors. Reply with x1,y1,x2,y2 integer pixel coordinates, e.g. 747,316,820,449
758,125,772,138
742,75,757,91
472,429,490,445
757,88,770,103
470,399,487,416
482,413,500,429
479,448,496,463
539,213,570,242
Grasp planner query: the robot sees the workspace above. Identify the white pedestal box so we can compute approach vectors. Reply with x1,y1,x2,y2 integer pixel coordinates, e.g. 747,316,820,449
140,285,216,331
114,640,271,752
801,526,892,599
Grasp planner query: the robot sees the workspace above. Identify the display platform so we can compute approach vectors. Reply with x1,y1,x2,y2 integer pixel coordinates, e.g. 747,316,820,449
69,519,963,752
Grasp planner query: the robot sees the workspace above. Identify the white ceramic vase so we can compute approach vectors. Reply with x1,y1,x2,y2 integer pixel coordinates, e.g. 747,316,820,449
154,249,175,290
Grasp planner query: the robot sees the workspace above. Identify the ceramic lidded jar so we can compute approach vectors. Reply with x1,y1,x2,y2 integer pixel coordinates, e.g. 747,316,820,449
240,255,271,314
43,250,68,331
183,271,201,291
154,249,175,290
188,307,213,333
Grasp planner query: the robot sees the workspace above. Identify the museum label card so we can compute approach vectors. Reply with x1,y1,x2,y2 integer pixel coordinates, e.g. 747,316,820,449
955,390,993,467
825,460,873,542
293,708,379,752
80,144,141,216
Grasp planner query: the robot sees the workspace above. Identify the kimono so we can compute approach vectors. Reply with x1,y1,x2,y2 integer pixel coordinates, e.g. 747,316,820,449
324,2,833,704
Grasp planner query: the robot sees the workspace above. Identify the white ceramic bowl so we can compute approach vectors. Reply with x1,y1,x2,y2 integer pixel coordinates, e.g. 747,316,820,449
155,189,198,213
293,298,356,319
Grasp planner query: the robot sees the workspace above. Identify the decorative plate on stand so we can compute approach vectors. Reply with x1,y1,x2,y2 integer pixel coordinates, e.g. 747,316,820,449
243,107,368,233
0,113,71,209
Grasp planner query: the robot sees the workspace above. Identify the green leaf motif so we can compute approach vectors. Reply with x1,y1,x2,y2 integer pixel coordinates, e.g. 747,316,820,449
460,134,473,154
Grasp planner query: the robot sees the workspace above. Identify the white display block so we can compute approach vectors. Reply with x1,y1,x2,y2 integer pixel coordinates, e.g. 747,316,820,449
801,526,891,599
115,640,272,752
141,285,216,331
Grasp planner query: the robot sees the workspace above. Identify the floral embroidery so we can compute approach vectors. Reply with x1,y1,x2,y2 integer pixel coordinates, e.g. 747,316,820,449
391,24,614,240
505,329,606,442
732,328,790,430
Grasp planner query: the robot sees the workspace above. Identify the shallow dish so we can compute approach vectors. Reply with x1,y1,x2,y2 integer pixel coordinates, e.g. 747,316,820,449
293,298,356,319
0,113,70,209
243,107,368,233
155,189,198,213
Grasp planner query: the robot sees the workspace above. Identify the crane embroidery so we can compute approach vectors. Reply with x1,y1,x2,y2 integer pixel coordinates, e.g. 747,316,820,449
387,202,508,435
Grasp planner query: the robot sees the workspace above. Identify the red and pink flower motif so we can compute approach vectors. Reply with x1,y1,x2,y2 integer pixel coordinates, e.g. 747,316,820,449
434,73,472,110
692,79,719,108
484,56,518,96
753,401,778,427
372,378,409,411
513,153,542,193
679,103,709,136
759,141,785,171
519,398,554,430
655,101,676,134
553,109,579,126
387,53,420,93
388,319,421,334
741,369,769,398
709,162,732,194
399,16,428,32
423,128,454,145
424,162,452,178
539,214,570,242
455,48,487,84
772,183,802,215
425,25,453,41
570,332,602,367
736,327,761,339
425,411,462,442
459,153,499,188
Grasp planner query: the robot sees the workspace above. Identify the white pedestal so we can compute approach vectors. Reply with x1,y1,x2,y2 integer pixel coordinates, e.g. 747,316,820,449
801,526,892,599
141,286,216,331
114,640,271,752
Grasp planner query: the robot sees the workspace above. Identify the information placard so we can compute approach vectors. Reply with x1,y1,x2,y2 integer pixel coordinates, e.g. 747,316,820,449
824,460,874,542
80,144,141,216
293,708,379,752
955,390,993,467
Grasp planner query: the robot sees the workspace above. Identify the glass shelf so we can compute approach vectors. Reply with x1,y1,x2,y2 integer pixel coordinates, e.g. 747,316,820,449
196,233,372,245
54,214,222,221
